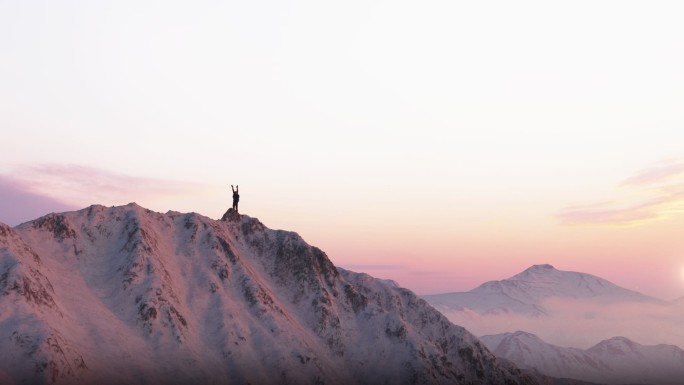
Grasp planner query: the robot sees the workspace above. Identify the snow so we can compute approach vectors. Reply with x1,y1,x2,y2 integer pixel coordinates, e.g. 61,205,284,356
0,205,540,385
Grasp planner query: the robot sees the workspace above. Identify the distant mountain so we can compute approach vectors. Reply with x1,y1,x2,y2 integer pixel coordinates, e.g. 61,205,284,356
482,331,684,385
423,264,663,317
0,203,541,385
481,332,609,383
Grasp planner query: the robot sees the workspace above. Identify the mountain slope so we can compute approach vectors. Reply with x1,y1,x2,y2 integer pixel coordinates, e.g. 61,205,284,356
423,264,662,317
0,222,88,384
482,331,684,385
0,204,541,385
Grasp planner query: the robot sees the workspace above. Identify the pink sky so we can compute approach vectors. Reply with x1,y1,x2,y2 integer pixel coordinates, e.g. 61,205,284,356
2,1,684,300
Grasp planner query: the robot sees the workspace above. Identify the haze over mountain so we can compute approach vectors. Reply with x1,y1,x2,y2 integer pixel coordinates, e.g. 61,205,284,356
0,203,543,385
481,331,684,385
423,265,683,349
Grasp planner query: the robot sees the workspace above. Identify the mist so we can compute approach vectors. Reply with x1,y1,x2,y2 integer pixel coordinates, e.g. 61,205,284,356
440,298,684,349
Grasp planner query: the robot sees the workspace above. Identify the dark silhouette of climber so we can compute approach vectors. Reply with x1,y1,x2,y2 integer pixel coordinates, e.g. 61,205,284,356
231,185,239,212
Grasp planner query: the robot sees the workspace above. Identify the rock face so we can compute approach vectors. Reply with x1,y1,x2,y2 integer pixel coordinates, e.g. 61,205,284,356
0,204,541,385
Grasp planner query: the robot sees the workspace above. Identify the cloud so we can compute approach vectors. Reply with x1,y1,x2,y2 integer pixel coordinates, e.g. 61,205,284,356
339,264,470,281
440,298,684,350
621,160,684,187
339,264,405,271
0,176,79,226
556,196,681,226
0,164,221,225
557,159,684,226
10,164,210,204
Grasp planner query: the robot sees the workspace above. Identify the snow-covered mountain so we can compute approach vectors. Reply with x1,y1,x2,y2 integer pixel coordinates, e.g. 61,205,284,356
423,264,662,317
0,203,543,385
482,331,684,385
481,332,609,383
587,337,684,385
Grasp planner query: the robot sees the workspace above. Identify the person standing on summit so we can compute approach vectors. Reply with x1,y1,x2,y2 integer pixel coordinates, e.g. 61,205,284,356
231,185,240,212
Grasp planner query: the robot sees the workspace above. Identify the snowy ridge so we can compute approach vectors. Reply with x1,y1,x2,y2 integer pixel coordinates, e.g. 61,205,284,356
482,331,684,385
0,204,544,385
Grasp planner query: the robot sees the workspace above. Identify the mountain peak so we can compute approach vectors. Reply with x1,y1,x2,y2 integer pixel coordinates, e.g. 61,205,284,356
504,264,659,302
510,264,558,280
591,336,638,348
1,203,539,385
220,207,241,222
500,331,546,346
587,336,641,356
527,264,555,271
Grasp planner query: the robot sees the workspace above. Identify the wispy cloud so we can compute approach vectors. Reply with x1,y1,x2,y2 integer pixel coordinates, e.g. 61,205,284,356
557,159,684,226
0,164,220,224
620,160,684,187
9,164,211,205
340,264,405,271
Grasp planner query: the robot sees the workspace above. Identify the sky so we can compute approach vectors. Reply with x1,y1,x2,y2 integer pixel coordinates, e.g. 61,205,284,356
1,0,684,300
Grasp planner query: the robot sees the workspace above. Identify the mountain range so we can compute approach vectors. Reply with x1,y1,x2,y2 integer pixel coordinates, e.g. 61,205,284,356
0,203,545,385
481,331,684,385
422,263,684,384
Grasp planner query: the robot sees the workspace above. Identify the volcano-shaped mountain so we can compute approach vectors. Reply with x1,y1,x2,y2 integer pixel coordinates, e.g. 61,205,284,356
423,264,662,317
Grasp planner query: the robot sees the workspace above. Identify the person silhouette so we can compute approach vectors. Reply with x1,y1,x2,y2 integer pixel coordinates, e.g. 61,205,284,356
231,185,239,212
